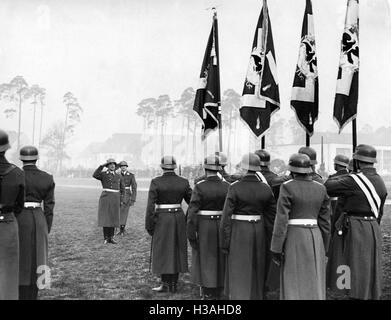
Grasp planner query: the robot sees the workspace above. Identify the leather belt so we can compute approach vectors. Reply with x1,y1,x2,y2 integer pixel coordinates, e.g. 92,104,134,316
156,204,181,209
24,202,42,208
232,214,261,222
103,188,119,193
288,219,317,226
198,210,222,216
348,215,376,221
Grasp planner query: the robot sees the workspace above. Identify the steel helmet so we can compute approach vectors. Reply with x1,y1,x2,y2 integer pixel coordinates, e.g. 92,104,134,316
215,151,228,166
353,144,377,163
0,129,11,152
288,153,312,174
334,154,349,167
240,153,261,172
255,149,271,166
160,155,177,169
204,154,222,171
19,145,39,161
298,146,317,165
118,161,128,167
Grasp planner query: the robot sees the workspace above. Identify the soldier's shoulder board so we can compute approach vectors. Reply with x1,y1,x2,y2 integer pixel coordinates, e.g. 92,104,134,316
282,179,293,185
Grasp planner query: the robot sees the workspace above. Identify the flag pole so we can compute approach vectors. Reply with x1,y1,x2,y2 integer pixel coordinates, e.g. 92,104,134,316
306,134,310,147
261,136,265,149
352,118,357,171
213,8,223,153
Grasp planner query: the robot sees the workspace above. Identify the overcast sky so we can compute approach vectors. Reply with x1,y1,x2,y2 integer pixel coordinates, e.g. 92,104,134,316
0,0,390,156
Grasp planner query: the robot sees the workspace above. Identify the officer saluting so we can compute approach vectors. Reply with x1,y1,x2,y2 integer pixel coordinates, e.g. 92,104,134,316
117,161,137,236
145,156,192,293
17,146,55,300
325,145,387,300
93,159,125,244
271,153,331,300
220,153,276,300
187,155,230,300
0,129,25,300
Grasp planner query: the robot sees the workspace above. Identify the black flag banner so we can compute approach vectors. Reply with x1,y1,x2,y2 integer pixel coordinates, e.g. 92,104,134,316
333,0,359,133
240,0,280,138
291,0,318,136
193,12,220,140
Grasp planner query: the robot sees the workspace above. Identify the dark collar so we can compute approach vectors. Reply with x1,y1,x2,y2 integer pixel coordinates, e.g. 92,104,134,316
23,164,38,170
163,171,176,176
261,166,271,173
337,169,348,175
294,175,312,181
242,173,259,181
206,175,220,181
360,167,377,175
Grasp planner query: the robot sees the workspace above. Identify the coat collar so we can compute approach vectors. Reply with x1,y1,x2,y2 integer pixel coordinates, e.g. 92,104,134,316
23,164,38,171
163,171,176,176
206,175,220,181
359,167,377,175
294,174,312,181
242,173,260,181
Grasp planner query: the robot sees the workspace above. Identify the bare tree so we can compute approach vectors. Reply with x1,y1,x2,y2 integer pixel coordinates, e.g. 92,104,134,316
58,92,82,174
41,122,70,173
156,94,173,157
38,88,46,148
222,89,241,162
25,84,45,145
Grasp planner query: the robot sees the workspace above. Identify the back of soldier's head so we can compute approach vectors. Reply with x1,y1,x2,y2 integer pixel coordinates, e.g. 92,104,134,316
353,144,377,167
0,129,11,155
334,154,349,172
20,145,39,165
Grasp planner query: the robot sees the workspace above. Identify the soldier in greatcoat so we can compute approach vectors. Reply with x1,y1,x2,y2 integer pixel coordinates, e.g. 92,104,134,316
93,158,125,244
17,146,55,300
117,161,137,236
270,153,331,300
220,153,276,300
254,149,279,296
325,145,387,300
0,129,25,300
145,155,192,293
187,155,230,300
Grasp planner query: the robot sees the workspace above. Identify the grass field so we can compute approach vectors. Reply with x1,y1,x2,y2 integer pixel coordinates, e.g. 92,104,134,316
39,180,391,300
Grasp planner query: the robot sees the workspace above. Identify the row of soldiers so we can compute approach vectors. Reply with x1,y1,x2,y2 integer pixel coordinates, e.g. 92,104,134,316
145,145,388,300
0,130,55,300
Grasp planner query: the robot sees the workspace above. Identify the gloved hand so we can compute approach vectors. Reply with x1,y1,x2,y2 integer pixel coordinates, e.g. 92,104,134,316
271,251,282,266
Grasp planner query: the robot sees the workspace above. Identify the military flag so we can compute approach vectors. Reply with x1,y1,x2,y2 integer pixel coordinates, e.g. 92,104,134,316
333,0,359,133
240,0,280,138
193,11,221,141
291,0,318,137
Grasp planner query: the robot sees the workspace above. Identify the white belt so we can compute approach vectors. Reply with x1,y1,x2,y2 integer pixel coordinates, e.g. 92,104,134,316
24,202,42,208
198,210,222,216
103,188,119,193
125,187,131,190
156,204,181,209
288,219,317,226
232,214,261,222
330,197,338,201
